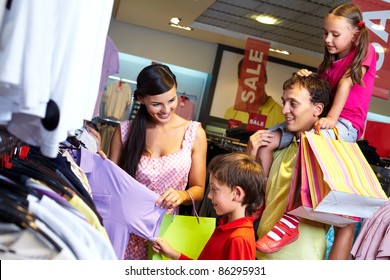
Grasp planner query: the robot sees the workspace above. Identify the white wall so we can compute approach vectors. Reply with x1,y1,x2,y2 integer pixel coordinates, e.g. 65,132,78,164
108,20,217,73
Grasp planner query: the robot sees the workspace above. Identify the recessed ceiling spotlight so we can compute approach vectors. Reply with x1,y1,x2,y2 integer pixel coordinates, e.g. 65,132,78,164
253,14,279,25
170,17,181,25
269,48,290,55
169,23,193,31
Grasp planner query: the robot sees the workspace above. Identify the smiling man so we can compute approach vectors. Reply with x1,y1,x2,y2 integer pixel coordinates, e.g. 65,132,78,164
246,74,345,260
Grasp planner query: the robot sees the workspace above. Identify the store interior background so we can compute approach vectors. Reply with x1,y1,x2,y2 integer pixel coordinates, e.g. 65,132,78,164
104,0,390,158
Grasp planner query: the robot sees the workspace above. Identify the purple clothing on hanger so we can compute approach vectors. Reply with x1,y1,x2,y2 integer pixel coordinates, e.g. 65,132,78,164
93,36,120,117
72,147,167,259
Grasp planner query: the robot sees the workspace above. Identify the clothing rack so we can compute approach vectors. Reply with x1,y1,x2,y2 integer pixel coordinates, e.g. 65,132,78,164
0,126,15,154
206,131,246,152
0,126,26,159
178,92,197,101
93,116,121,126
108,75,136,85
108,76,196,101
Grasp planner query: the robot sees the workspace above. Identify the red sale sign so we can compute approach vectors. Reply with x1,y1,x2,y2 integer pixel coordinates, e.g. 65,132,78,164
234,38,270,112
246,113,267,132
353,0,390,99
227,119,242,129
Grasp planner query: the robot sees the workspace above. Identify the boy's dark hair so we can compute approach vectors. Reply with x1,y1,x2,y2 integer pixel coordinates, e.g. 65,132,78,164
207,152,266,216
283,73,332,118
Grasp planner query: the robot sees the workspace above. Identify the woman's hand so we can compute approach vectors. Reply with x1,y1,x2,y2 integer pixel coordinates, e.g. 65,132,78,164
151,237,181,260
246,130,274,156
155,188,186,209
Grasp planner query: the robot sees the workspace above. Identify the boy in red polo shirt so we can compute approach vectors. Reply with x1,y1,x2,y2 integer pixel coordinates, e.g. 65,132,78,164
152,152,266,260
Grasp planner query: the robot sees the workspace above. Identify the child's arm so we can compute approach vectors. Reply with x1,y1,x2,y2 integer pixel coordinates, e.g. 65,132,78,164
151,237,182,260
246,130,276,156
318,66,368,130
246,130,280,177
318,76,353,129
257,131,281,177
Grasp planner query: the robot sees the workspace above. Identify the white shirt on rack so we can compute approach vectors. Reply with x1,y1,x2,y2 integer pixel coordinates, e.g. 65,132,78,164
0,0,114,158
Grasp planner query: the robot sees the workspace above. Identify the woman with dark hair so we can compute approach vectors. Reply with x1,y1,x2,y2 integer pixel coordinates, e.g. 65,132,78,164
109,64,207,259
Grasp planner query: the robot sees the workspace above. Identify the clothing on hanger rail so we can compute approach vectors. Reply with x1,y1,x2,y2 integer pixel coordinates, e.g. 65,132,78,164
178,92,197,101
175,93,196,120
93,116,121,126
108,75,136,85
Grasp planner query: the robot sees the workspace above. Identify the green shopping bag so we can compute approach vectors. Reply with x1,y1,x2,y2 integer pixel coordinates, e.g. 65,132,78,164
148,214,216,260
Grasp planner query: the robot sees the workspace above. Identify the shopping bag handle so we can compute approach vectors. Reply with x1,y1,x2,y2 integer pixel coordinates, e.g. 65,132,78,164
170,190,200,224
314,123,340,140
186,190,200,224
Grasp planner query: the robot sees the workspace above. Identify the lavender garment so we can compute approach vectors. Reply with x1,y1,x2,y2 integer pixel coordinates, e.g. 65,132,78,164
73,147,167,259
93,36,120,117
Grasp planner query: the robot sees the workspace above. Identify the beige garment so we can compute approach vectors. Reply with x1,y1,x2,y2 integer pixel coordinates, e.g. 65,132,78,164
101,81,131,121
98,123,117,156
62,151,92,198
68,195,109,239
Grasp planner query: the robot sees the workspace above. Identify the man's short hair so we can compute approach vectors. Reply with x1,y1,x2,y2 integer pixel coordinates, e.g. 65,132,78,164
283,73,331,118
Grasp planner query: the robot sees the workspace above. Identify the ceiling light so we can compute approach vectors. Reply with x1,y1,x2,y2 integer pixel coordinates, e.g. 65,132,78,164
170,17,181,25
269,48,290,55
255,15,278,25
169,23,193,31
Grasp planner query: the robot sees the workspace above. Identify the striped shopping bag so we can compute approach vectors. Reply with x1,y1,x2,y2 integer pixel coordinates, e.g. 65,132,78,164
287,130,388,227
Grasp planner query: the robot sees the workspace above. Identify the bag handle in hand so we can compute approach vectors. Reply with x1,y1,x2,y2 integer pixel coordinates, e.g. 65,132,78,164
186,190,200,224
170,190,200,224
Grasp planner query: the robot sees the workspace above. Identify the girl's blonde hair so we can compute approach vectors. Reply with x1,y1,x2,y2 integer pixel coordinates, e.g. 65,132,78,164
318,3,369,86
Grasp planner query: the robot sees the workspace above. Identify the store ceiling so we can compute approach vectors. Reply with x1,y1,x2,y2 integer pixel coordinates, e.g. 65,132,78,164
113,0,353,65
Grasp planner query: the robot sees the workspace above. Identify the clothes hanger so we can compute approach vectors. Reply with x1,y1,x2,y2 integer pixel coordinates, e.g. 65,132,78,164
0,195,62,253
2,156,74,200
61,136,84,150
0,126,23,167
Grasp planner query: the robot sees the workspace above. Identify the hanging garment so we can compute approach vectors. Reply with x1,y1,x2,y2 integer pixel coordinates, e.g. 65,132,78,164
0,175,114,260
72,147,167,259
93,36,120,117
351,199,390,260
0,220,77,260
101,81,131,121
27,194,116,260
0,0,114,158
174,96,195,120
